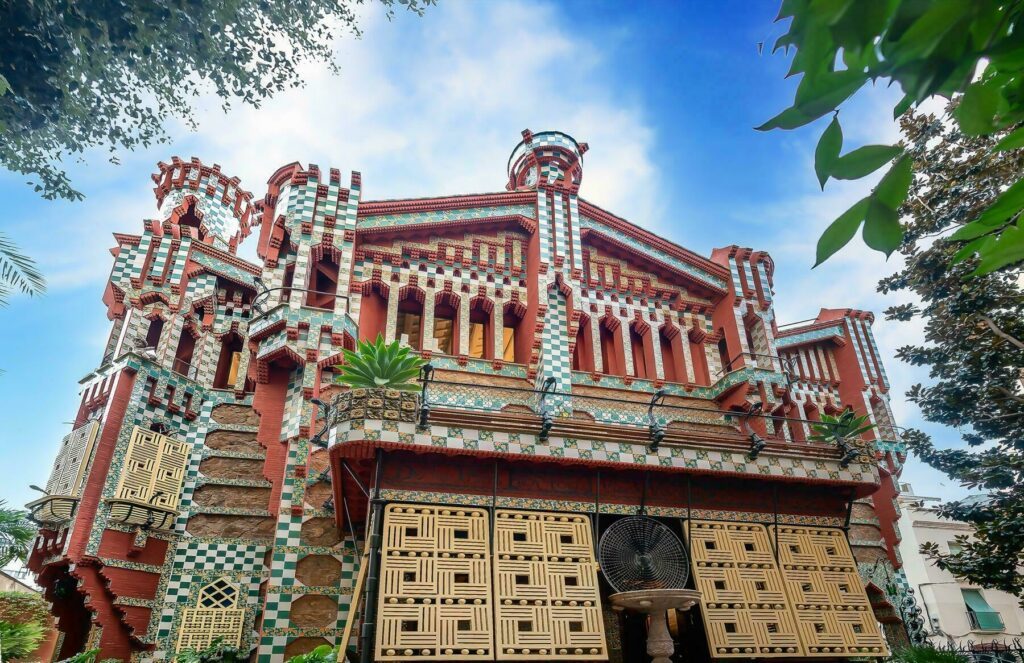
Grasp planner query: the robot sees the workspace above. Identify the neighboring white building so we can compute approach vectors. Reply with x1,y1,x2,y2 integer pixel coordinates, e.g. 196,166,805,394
897,485,1024,650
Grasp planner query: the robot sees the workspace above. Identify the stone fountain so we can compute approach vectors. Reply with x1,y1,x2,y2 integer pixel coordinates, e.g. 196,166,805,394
609,589,702,663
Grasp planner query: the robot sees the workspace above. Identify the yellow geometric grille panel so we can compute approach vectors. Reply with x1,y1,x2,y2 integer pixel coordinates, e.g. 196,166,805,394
688,521,803,658
176,578,244,653
113,426,189,510
771,526,888,657
377,504,494,661
493,510,606,661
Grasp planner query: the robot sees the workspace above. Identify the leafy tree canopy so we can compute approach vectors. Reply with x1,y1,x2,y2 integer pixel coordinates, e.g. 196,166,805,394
762,0,1024,275
881,105,1024,600
0,0,431,201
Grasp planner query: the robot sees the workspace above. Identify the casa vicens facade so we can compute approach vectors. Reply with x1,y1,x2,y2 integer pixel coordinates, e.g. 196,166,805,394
26,130,922,662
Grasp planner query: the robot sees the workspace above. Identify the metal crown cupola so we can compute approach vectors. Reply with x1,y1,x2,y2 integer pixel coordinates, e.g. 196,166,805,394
507,129,588,193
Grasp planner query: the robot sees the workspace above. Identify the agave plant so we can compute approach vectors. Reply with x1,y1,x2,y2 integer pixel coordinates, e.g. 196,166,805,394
334,336,425,392
808,408,874,446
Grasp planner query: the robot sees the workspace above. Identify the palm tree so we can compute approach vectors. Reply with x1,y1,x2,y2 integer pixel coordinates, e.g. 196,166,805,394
334,335,425,392
0,500,36,567
0,620,44,659
0,232,45,306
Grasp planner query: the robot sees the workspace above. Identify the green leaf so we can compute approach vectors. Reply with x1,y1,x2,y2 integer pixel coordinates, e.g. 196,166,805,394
971,217,1024,275
993,126,1024,152
873,156,913,208
863,197,903,256
0,74,9,97
831,144,903,180
814,198,868,266
893,93,914,119
756,105,815,131
956,79,1002,136
886,0,970,64
815,115,843,189
793,69,865,118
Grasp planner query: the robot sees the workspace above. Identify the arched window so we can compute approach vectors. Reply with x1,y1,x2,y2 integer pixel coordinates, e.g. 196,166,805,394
659,325,685,383
144,317,164,349
689,334,710,386
716,332,731,378
281,262,296,304
571,314,594,372
432,292,459,355
173,327,197,377
396,287,424,351
306,251,340,310
628,321,655,379
599,317,625,376
358,283,389,342
468,298,494,360
502,301,527,363
213,332,245,389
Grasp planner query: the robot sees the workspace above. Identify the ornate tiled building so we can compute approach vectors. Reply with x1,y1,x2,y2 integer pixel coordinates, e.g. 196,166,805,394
27,131,920,662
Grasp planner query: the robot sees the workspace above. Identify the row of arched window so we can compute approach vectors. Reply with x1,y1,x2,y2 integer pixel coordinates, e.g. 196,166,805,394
357,286,530,363
572,315,715,384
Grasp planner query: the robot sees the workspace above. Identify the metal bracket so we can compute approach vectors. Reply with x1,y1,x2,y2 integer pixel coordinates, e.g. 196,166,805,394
740,401,767,460
537,377,557,442
836,438,860,468
310,395,345,448
417,363,435,429
647,389,667,452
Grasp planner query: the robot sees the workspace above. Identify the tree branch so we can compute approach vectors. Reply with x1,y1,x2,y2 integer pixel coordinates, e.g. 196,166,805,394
978,314,1024,350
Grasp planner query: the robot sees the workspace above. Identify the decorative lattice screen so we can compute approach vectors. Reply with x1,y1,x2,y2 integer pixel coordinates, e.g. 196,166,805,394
376,504,495,661
771,526,888,657
688,520,803,658
111,426,188,527
176,578,245,652
493,510,606,661
45,420,100,496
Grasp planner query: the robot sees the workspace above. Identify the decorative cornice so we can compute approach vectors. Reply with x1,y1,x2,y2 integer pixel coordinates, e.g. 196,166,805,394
358,191,536,217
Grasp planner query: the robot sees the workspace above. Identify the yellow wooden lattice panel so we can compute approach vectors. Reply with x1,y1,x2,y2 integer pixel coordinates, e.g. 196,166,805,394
114,426,189,511
377,504,494,661
176,578,244,652
688,520,803,658
45,420,100,497
493,510,607,661
771,526,888,657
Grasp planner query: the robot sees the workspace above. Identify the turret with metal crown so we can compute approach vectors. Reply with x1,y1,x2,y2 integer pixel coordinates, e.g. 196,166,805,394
507,129,588,193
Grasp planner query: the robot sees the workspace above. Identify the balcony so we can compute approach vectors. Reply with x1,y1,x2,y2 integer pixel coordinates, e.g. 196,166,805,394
25,494,79,526
968,609,1004,632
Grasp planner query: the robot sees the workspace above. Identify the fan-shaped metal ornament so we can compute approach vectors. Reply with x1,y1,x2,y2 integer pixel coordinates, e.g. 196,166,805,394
598,516,690,593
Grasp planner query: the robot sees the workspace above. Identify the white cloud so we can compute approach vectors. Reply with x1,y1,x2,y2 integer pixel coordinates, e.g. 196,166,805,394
12,0,659,288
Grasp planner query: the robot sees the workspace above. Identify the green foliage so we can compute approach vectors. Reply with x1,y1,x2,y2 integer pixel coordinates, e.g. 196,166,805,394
0,620,45,659
284,644,339,663
763,0,1024,274
0,0,432,201
0,501,36,567
890,645,970,663
334,336,426,392
56,649,101,663
879,106,1024,601
808,408,874,445
0,591,51,626
173,637,244,663
0,232,46,306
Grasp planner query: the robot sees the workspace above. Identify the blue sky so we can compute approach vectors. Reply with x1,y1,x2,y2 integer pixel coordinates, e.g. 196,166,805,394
0,0,965,510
